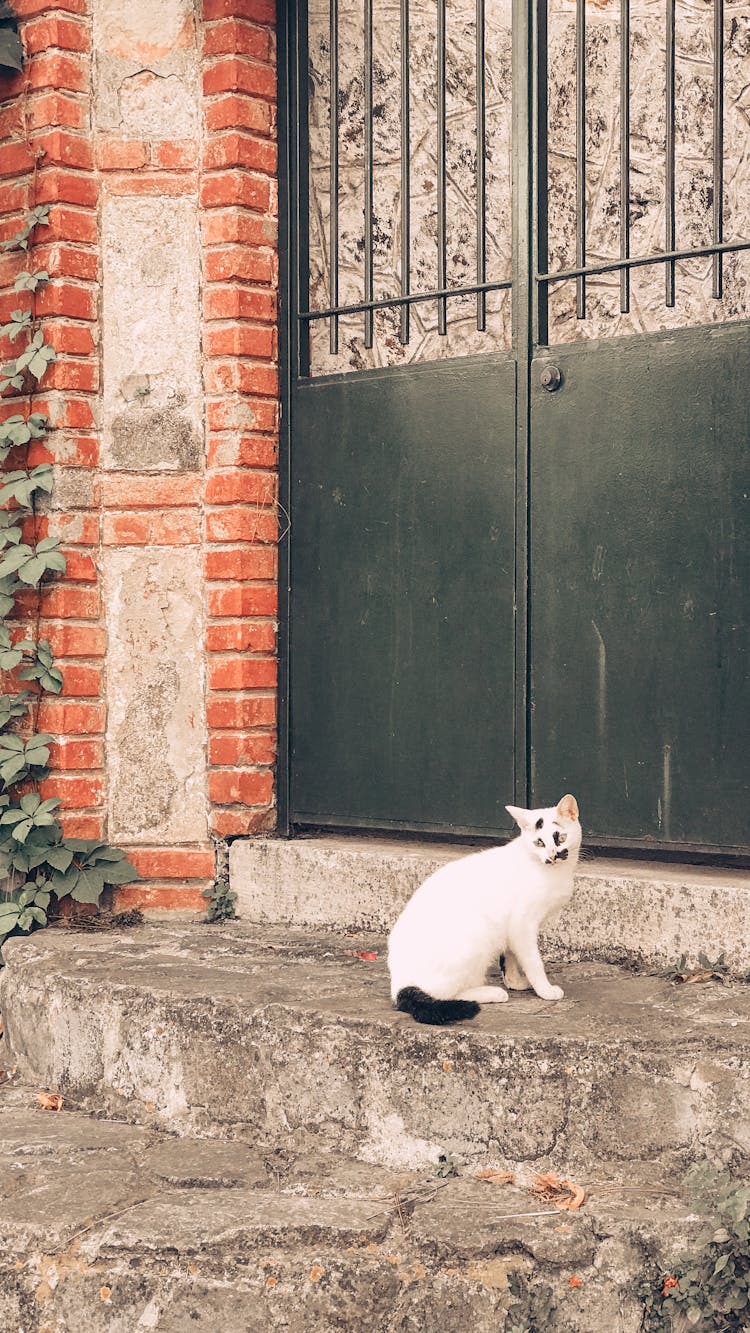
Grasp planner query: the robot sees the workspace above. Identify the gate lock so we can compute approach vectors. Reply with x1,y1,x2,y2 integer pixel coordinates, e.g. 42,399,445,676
540,365,563,392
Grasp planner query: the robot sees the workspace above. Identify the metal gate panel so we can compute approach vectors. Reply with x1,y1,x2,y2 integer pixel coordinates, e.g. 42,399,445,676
527,0,750,852
290,358,517,833
531,324,750,852
280,0,750,851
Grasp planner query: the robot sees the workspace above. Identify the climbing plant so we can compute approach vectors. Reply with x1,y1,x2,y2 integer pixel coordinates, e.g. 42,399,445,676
0,64,137,949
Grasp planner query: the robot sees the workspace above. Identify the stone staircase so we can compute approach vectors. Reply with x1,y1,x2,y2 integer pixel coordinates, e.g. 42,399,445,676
0,840,749,1331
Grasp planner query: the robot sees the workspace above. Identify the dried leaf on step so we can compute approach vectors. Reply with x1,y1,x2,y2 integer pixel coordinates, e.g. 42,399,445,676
475,1169,515,1185
37,1090,63,1111
531,1172,585,1210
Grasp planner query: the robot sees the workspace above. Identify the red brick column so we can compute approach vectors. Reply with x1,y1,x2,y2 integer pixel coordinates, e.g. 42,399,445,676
0,0,281,914
201,0,279,839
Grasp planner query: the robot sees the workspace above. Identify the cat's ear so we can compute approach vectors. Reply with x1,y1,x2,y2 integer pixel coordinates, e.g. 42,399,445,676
506,804,532,830
556,794,579,822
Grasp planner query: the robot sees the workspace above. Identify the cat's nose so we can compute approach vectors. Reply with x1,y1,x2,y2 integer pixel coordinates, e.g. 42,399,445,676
545,855,556,864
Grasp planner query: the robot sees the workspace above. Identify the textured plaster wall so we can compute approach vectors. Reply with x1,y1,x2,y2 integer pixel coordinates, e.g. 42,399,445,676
103,551,207,844
307,0,750,372
94,0,209,846
93,0,201,139
101,195,203,472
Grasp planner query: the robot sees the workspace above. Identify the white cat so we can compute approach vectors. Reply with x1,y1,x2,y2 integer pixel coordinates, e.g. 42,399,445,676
388,794,581,1025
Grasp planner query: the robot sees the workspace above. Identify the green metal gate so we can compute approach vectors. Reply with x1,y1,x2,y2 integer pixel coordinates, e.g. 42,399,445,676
279,0,750,853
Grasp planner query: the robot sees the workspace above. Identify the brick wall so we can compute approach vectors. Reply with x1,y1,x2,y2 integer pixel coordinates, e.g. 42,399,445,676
0,0,279,911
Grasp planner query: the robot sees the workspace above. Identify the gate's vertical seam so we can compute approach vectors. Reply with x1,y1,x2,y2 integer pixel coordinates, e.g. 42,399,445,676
512,0,534,807
276,0,294,836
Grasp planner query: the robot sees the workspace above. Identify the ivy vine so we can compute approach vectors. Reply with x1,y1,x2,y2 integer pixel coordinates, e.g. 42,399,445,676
0,107,137,949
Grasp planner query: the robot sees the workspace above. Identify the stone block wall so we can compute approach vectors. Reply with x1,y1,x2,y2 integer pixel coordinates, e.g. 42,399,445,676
0,0,279,910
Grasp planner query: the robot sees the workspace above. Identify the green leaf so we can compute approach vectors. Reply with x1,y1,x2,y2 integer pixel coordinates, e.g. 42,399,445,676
0,752,27,782
27,413,49,437
41,552,67,574
0,808,26,825
48,867,79,898
34,891,50,910
38,667,64,694
28,344,56,380
0,735,24,753
12,818,33,844
13,270,49,293
0,545,33,578
25,744,50,768
20,792,40,815
101,860,139,886
0,693,30,729
17,556,47,585
71,866,106,904
44,845,73,872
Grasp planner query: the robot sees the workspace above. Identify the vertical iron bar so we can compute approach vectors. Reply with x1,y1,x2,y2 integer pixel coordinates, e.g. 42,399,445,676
329,0,339,353
476,0,487,331
665,0,676,306
400,0,411,343
713,0,724,298
297,0,311,376
533,0,549,348
437,0,447,334
364,0,374,347
575,0,586,319
619,0,630,313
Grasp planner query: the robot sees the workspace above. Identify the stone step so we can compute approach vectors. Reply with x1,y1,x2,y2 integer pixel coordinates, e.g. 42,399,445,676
0,1080,702,1333
230,834,750,972
2,924,749,1180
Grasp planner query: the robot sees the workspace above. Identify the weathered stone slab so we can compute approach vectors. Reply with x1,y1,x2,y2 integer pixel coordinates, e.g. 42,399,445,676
103,549,207,843
230,835,750,972
2,924,750,1178
101,195,202,471
0,1087,703,1333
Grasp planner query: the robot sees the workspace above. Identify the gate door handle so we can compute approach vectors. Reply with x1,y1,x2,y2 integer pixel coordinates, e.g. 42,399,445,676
540,365,562,392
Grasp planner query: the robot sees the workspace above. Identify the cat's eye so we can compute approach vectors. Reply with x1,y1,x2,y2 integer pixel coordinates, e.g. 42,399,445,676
553,831,567,846
534,838,544,847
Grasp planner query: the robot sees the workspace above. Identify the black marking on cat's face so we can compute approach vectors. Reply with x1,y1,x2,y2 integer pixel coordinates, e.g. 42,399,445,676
535,817,544,830
557,848,569,861
553,830,567,847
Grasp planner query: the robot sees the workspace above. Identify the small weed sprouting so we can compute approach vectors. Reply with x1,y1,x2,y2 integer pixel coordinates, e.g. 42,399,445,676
639,1163,750,1330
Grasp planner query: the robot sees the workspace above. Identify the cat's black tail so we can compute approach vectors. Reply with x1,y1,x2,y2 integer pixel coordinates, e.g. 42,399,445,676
395,986,480,1026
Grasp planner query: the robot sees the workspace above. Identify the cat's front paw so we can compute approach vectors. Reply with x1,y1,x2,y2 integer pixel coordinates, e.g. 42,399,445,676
537,984,564,1001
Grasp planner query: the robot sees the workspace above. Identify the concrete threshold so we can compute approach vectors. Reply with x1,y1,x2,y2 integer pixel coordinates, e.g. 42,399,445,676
229,834,750,972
